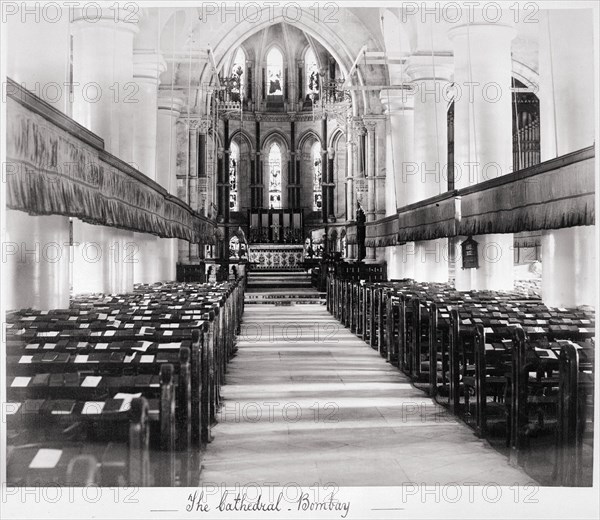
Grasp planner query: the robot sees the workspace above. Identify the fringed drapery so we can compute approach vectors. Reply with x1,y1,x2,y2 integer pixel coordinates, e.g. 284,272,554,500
346,224,357,245
458,146,595,236
365,215,398,247
366,147,594,247
397,192,459,242
6,79,216,245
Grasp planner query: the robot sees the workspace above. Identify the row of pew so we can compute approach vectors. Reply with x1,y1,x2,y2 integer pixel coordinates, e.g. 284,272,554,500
326,275,595,486
5,277,246,487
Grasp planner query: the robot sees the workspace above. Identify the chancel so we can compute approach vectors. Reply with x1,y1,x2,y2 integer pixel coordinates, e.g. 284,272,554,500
1,2,598,515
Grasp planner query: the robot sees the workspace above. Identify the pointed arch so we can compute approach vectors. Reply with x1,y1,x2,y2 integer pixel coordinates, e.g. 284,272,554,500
261,130,290,151
297,129,322,151
267,142,283,209
266,46,284,96
329,127,346,149
304,45,320,100
229,128,254,153
311,140,323,211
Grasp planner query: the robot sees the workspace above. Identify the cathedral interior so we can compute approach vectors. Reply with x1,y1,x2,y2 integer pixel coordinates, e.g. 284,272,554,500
1,3,598,515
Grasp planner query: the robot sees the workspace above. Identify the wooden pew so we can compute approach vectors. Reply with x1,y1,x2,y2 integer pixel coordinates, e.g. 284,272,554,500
556,340,595,486
7,396,150,486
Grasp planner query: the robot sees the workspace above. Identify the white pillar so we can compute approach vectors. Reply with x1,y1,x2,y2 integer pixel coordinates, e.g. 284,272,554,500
156,93,185,280
71,7,138,295
131,51,167,285
6,9,70,113
380,89,416,278
406,58,452,283
71,7,138,160
4,211,71,310
539,10,596,307
156,94,184,195
449,20,516,291
132,51,165,177
5,10,71,308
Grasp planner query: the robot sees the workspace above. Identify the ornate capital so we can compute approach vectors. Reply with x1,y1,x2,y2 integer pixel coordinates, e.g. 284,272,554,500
362,119,377,133
188,118,211,133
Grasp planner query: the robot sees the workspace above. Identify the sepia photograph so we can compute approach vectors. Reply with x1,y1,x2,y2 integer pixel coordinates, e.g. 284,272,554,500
0,1,598,518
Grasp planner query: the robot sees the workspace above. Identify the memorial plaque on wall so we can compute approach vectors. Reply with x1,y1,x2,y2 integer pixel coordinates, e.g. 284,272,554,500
461,236,479,269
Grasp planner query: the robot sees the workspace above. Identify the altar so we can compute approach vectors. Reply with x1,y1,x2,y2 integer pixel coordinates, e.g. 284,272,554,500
248,244,304,270
248,209,303,244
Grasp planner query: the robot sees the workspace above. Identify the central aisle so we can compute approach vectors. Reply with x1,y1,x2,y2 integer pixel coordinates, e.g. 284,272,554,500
201,304,535,486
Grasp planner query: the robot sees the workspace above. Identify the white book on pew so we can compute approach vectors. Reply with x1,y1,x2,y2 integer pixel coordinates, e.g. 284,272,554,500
157,343,181,350
81,376,102,388
137,326,154,336
6,403,22,415
82,401,105,415
18,356,33,364
534,347,558,360
114,392,142,412
29,449,62,469
11,377,31,387
131,341,153,352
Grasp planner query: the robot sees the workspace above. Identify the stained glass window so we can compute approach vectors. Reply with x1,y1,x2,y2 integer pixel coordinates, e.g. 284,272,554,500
266,47,283,96
268,143,282,209
305,47,320,101
230,48,245,101
229,142,239,210
312,141,322,211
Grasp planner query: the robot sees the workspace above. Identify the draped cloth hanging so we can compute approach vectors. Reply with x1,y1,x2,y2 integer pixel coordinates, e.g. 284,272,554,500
5,79,216,245
457,146,595,236
365,214,399,248
396,191,460,243
358,145,594,246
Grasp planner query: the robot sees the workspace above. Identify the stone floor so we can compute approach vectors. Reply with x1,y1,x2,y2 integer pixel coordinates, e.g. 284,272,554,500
200,304,536,487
